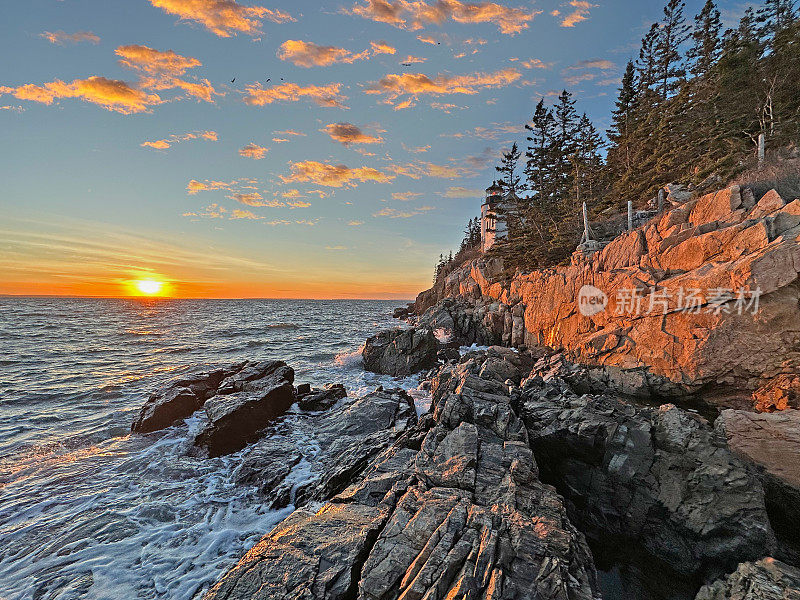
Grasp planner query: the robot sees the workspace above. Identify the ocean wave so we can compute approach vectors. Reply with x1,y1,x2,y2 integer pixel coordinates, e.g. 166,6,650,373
265,323,299,330
334,346,365,369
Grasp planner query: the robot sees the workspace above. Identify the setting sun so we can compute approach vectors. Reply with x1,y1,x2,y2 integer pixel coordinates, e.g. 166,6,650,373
134,279,164,296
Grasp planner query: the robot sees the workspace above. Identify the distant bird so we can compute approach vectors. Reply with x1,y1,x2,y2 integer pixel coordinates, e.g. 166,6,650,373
266,78,270,82
280,77,284,81
401,62,411,67
437,42,441,45
231,77,236,83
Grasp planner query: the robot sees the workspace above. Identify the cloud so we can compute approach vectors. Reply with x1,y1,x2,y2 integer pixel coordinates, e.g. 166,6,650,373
0,77,161,114
228,191,285,207
417,34,438,44
326,245,348,251
322,122,383,146
374,206,435,218
520,58,550,69
230,208,263,219
116,45,201,75
186,179,237,194
115,45,221,103
40,31,100,45
348,220,364,226
281,160,394,187
389,161,473,179
347,0,539,35
244,82,347,108
443,186,484,198
183,203,227,218
142,130,218,149
287,200,312,208
370,40,397,54
400,54,427,64
560,0,596,27
148,0,294,37
239,142,269,159
274,129,306,136
442,122,519,140
366,68,521,108
568,58,615,70
278,40,370,67
392,191,423,200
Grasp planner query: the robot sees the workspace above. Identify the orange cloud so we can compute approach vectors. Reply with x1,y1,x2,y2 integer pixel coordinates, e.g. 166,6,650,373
560,0,596,27
370,40,397,54
274,129,306,136
116,45,200,75
278,40,370,67
389,161,472,179
148,0,294,37
400,55,427,64
0,77,161,114
281,161,393,187
392,191,422,200
521,58,550,69
244,82,347,108
40,31,100,45
322,122,383,146
417,34,437,44
186,179,237,194
348,0,538,35
228,192,284,207
287,200,312,208
239,142,269,159
183,203,227,218
374,206,435,218
366,68,521,107
142,130,218,149
230,208,263,219
348,220,364,226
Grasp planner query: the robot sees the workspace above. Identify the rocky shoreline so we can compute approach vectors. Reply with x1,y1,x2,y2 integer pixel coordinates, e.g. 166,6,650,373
126,185,800,599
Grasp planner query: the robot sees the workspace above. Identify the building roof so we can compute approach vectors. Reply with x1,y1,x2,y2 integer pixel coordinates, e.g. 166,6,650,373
485,180,504,195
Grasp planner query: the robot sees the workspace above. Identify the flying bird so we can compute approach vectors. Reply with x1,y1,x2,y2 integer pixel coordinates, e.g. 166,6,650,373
401,62,411,67
231,77,236,83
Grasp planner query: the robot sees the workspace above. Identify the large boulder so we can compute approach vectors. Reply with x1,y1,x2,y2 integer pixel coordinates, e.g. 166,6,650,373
716,409,800,543
131,364,241,433
362,327,438,377
695,558,800,599
205,351,600,600
193,361,295,457
521,379,776,578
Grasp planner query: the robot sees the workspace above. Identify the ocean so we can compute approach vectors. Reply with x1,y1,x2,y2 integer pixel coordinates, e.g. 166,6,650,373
0,297,423,600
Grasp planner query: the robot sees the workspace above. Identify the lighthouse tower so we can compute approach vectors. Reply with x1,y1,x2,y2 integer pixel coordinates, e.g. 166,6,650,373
480,181,505,252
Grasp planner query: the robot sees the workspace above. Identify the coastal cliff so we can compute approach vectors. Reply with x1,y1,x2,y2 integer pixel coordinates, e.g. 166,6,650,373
411,186,800,410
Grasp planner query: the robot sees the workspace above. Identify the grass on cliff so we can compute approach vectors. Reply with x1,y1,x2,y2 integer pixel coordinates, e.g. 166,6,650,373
731,155,800,203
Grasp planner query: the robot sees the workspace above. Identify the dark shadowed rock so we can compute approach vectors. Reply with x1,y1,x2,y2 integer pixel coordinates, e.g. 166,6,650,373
695,558,800,600
362,327,438,377
521,384,776,579
297,383,347,411
193,362,295,457
235,388,417,508
716,409,800,546
131,366,239,433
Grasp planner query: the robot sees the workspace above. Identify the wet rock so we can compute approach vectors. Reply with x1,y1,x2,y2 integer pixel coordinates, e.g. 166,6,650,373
131,366,238,433
521,382,776,578
297,383,347,411
695,558,800,600
716,409,800,544
193,362,295,457
362,327,438,377
206,351,600,600
235,388,417,508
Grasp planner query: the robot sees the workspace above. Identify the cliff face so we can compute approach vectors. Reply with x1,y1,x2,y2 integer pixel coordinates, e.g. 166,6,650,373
415,186,800,407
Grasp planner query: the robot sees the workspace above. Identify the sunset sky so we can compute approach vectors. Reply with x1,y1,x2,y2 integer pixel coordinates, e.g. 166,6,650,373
0,0,750,298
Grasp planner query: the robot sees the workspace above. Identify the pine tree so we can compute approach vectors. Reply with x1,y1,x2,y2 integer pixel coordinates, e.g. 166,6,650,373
637,23,661,94
757,0,798,43
572,114,605,208
687,0,722,78
655,0,691,99
524,99,556,204
495,142,522,193
551,90,579,208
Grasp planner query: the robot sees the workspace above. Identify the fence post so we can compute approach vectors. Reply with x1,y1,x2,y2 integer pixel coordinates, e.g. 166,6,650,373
658,189,665,213
582,202,590,242
627,201,634,232
758,133,765,167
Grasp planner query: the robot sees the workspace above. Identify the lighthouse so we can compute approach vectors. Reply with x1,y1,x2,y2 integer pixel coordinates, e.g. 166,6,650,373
480,181,506,252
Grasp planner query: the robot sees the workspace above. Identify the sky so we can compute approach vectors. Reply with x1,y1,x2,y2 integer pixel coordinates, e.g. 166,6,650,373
0,0,753,299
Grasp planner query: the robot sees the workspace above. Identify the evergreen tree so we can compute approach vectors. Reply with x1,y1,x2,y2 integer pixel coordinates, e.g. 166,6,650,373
757,0,798,43
687,0,722,78
524,99,556,203
551,90,579,208
495,142,522,193
637,23,661,94
655,0,691,99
